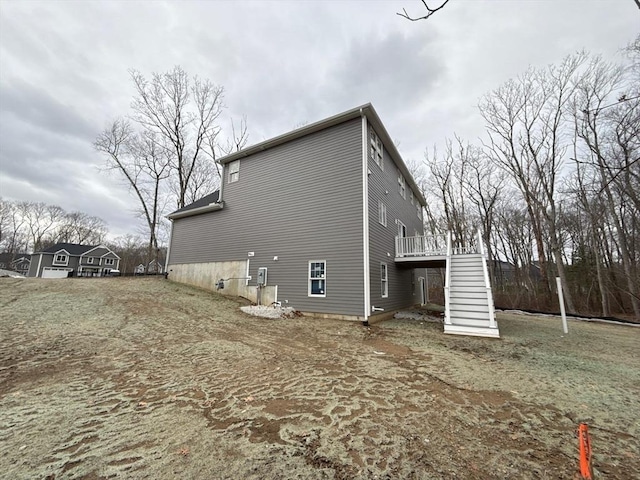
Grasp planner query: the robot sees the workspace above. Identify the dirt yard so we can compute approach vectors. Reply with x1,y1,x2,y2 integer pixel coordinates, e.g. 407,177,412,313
1,277,638,479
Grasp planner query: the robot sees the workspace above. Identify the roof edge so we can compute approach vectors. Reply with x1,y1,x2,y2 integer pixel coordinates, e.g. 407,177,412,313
168,202,223,220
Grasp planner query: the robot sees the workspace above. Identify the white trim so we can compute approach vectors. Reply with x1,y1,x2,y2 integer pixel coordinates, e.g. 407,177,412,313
52,253,69,266
378,200,387,227
361,113,370,320
36,253,43,277
397,220,407,238
218,164,225,202
308,260,327,297
104,258,115,266
380,262,388,298
274,284,278,304
165,220,174,273
246,259,250,286
228,160,240,183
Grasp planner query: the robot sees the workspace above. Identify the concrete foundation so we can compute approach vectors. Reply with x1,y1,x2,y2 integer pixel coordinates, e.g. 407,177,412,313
168,261,277,305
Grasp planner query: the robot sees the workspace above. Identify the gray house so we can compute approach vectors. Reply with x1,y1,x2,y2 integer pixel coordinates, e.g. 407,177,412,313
28,243,120,278
0,253,31,276
166,104,427,323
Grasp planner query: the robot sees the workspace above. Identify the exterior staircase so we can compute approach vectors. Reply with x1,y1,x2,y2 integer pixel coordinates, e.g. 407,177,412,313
395,229,500,338
445,252,499,338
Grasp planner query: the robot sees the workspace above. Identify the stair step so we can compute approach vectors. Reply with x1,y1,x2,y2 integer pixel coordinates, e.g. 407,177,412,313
449,315,492,326
450,290,488,299
449,280,487,288
444,323,500,338
450,274,484,281
449,308,490,319
449,296,489,305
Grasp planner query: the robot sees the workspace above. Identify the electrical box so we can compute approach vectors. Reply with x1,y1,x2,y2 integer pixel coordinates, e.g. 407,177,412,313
257,267,267,286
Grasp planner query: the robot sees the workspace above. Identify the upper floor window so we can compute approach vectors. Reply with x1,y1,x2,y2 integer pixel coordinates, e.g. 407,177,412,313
87,257,94,264
370,130,383,169
104,258,115,266
308,261,326,297
378,200,387,227
53,254,68,266
228,160,240,183
416,203,422,220
409,189,414,205
398,171,406,199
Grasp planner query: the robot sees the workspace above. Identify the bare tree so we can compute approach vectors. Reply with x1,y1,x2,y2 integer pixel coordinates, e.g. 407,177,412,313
397,0,450,21
57,212,108,245
95,120,170,266
19,202,65,252
479,53,588,313
129,66,225,209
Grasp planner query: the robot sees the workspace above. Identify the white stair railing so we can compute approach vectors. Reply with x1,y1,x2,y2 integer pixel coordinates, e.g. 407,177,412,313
444,230,452,325
477,229,497,329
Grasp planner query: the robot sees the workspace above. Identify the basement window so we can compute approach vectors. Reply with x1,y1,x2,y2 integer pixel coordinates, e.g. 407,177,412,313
308,261,326,297
381,263,388,298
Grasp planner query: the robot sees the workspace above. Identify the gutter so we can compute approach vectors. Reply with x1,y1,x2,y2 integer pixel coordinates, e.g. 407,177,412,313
167,202,223,220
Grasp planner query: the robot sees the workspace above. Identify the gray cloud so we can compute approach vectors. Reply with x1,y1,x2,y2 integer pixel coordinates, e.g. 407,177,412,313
0,0,638,243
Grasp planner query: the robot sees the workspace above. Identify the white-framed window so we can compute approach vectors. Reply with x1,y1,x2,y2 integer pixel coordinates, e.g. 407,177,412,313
398,171,406,199
416,203,422,220
228,160,240,183
378,200,387,227
381,263,388,298
87,257,94,264
104,258,115,266
370,130,383,169
53,254,68,266
409,189,414,205
308,260,326,297
397,220,407,238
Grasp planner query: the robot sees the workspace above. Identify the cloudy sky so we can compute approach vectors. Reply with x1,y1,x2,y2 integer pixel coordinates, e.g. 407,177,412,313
0,0,637,239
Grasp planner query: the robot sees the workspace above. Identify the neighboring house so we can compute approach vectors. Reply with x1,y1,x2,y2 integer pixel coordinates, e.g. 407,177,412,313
27,243,120,278
0,253,31,276
134,259,165,275
166,104,427,323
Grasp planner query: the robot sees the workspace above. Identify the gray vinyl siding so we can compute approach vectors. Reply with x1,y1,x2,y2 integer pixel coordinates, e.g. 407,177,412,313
169,118,365,316
367,124,425,312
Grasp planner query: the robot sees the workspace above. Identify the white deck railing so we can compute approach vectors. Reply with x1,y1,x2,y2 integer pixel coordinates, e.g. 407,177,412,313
395,232,485,257
395,234,448,258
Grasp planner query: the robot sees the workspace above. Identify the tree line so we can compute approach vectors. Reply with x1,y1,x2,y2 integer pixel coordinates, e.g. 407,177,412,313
411,37,639,320
0,198,108,254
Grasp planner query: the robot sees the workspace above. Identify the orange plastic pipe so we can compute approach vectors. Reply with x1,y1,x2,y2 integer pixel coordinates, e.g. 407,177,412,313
578,423,593,479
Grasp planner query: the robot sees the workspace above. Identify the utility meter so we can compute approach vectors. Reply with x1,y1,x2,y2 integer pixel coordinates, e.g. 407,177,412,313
257,267,267,286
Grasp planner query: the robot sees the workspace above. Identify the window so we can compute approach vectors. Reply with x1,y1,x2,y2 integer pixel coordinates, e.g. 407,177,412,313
378,200,387,227
228,160,240,183
370,130,383,169
381,263,388,298
409,189,414,205
87,257,94,264
398,171,406,199
105,258,115,266
53,254,68,266
416,202,422,220
308,261,326,297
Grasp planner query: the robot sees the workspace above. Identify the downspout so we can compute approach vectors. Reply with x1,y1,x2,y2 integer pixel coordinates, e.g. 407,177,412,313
165,219,174,275
218,162,225,203
36,253,43,277
361,110,371,324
